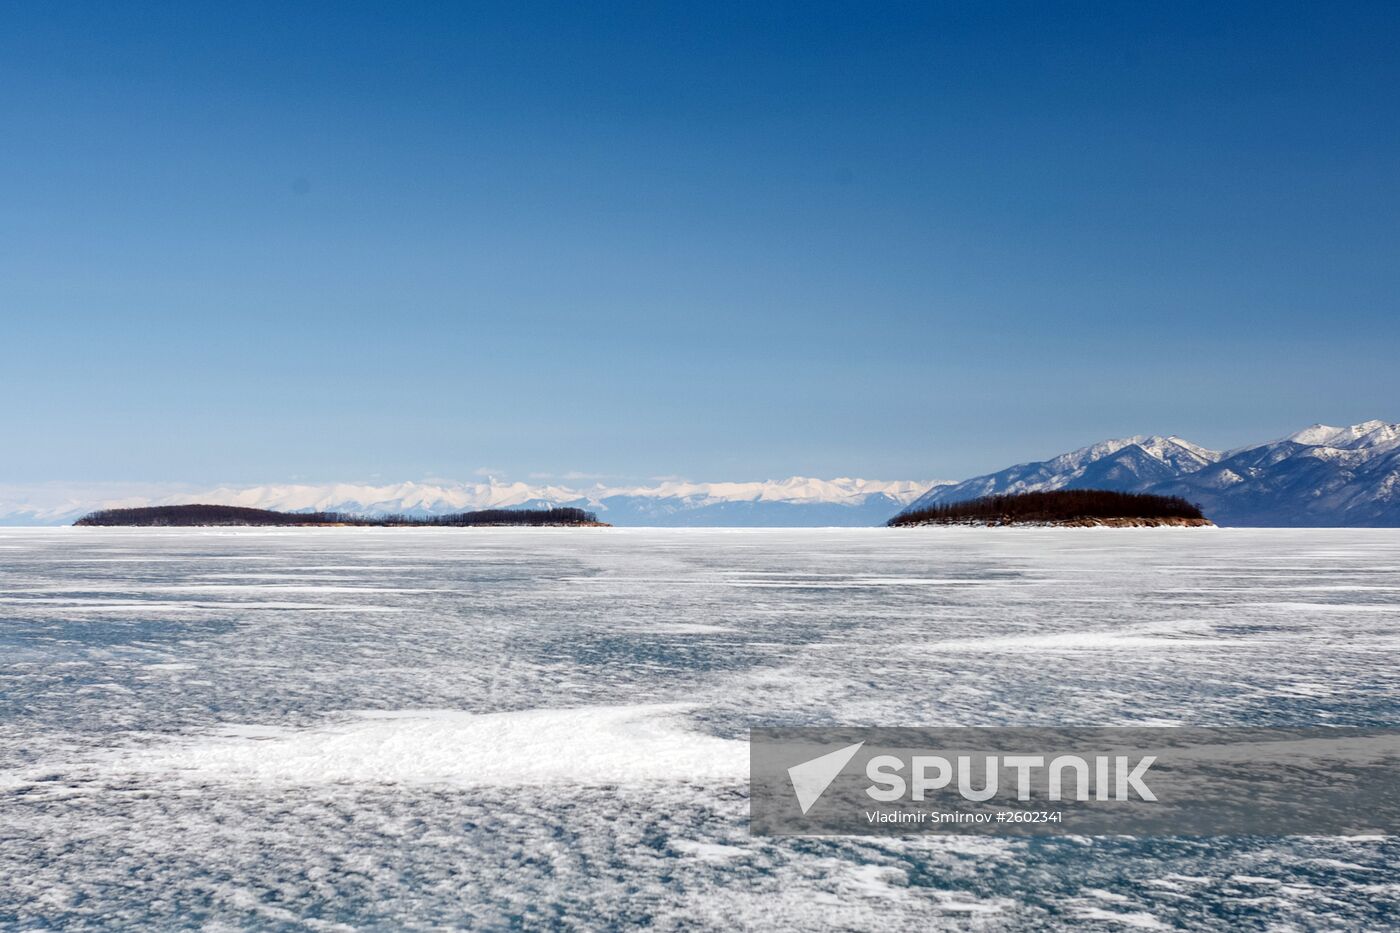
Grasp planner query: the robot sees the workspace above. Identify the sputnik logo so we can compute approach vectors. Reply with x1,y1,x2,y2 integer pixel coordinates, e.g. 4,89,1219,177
787,742,865,814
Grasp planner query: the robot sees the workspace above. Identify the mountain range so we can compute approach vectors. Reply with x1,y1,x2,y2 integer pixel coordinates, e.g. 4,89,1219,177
5,420,1397,527
0,477,936,527
901,420,1400,527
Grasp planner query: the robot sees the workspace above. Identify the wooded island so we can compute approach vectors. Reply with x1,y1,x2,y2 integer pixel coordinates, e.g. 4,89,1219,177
74,505,607,527
889,489,1211,527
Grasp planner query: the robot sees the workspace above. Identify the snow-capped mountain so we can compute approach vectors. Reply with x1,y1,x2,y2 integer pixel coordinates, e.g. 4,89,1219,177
0,477,940,527
902,435,1221,513
13,420,1397,528
585,477,939,526
900,420,1400,527
1150,420,1400,526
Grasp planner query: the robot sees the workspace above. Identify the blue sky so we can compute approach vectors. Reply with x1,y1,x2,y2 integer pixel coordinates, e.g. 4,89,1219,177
2,1,1397,484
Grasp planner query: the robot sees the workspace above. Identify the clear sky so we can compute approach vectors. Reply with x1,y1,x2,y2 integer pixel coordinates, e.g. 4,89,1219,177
2,1,1397,485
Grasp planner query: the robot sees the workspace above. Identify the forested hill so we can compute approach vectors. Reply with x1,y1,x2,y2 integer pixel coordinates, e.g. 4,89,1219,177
74,505,606,527
889,489,1210,527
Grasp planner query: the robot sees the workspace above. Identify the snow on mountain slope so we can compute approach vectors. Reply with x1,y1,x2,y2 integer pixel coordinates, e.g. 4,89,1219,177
167,481,584,515
17,421,1398,528
1150,421,1400,526
900,421,1400,527
902,435,1220,513
1,477,942,527
596,477,931,506
1275,420,1400,451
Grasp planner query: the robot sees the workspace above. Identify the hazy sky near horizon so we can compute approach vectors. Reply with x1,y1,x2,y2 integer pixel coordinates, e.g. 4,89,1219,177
2,1,1398,485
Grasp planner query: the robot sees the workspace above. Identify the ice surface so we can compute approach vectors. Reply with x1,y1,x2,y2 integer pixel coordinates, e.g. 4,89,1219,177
99,704,747,787
2,526,1400,929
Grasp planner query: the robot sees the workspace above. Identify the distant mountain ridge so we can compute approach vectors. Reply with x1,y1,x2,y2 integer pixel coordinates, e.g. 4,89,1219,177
901,420,1400,527
0,476,939,527
9,421,1397,528
1152,421,1400,526
915,435,1221,507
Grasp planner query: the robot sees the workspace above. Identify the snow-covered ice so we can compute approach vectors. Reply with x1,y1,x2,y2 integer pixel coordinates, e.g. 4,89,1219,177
104,704,747,788
2,526,1400,929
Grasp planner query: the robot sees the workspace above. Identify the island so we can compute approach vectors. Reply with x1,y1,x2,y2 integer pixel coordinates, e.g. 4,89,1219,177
73,504,608,527
888,489,1212,527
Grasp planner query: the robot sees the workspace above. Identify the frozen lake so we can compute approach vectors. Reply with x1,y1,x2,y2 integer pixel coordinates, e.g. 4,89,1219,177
2,526,1400,929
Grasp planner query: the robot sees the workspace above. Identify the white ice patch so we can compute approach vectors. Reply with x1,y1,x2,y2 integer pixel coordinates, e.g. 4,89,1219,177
671,840,748,861
652,623,738,634
101,704,747,789
1071,906,1168,929
923,619,1233,652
